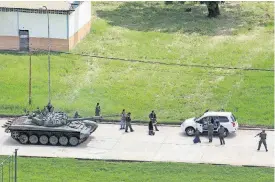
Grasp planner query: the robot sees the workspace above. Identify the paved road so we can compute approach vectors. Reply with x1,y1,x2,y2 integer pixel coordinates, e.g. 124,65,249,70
0,118,273,167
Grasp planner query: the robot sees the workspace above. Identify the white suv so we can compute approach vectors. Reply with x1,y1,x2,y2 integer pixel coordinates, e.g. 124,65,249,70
181,111,238,137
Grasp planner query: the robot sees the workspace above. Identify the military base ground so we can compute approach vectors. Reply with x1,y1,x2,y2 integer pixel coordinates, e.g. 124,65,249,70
0,2,274,182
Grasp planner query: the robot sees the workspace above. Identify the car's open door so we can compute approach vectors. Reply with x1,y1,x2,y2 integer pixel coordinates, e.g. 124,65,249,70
195,119,203,133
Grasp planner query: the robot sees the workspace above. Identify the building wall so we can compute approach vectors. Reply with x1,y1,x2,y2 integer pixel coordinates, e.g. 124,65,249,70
0,12,18,36
68,1,91,48
0,11,67,38
69,1,91,37
18,12,67,39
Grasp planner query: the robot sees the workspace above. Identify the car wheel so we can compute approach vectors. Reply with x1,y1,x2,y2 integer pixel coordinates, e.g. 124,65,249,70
223,129,229,137
185,127,195,136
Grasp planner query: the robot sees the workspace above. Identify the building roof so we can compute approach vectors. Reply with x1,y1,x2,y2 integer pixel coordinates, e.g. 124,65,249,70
0,1,80,11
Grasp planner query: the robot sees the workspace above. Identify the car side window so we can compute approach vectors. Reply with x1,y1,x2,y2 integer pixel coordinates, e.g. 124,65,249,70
218,116,229,123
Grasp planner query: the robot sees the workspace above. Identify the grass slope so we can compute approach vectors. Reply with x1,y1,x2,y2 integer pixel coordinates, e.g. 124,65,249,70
0,2,273,126
0,157,273,182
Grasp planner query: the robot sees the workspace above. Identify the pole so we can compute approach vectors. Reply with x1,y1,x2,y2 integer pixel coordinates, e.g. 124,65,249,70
43,6,51,104
29,52,32,105
14,149,18,182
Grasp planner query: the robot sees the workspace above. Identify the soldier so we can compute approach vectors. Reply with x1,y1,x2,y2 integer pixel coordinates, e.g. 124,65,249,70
218,124,225,145
46,102,53,112
148,120,155,136
74,111,81,118
95,103,101,116
255,130,268,152
149,110,159,131
125,112,134,132
35,107,41,114
207,118,214,143
120,109,126,130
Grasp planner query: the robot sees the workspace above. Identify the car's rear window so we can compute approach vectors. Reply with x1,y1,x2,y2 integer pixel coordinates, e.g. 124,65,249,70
230,114,236,122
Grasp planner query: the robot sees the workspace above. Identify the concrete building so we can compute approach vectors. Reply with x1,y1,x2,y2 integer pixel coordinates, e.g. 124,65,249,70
0,1,91,52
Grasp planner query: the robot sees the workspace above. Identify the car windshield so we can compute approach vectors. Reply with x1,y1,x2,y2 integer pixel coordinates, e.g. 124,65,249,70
195,114,204,121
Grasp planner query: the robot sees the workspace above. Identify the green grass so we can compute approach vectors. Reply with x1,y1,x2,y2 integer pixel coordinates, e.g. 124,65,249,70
0,2,274,126
0,157,273,182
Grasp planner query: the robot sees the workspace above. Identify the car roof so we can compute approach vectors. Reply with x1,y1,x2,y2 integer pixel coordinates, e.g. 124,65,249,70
203,111,232,117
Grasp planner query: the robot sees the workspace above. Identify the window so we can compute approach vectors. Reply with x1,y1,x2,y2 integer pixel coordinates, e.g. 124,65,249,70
197,117,209,124
218,116,229,123
231,114,236,122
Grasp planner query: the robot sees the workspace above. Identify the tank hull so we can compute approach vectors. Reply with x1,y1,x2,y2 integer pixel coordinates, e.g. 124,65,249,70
3,116,98,146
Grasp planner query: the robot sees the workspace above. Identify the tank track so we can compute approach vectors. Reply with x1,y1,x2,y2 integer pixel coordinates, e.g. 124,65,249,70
8,129,86,146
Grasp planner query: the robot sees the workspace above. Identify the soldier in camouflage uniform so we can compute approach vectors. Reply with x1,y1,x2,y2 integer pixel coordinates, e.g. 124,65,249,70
120,109,126,130
218,124,225,145
207,119,214,143
74,111,81,118
255,130,268,152
46,102,53,112
149,110,159,131
125,112,134,132
95,103,101,116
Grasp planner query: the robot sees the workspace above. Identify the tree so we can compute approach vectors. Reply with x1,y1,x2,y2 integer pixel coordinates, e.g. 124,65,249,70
205,1,220,18
164,1,222,18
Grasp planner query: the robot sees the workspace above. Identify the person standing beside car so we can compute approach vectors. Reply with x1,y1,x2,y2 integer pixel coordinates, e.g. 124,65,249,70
207,118,214,143
218,124,225,145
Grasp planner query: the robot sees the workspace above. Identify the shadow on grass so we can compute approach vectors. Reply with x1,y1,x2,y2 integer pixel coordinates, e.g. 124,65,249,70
96,2,273,36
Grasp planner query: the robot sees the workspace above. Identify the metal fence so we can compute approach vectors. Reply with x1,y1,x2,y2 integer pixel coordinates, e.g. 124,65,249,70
0,149,18,182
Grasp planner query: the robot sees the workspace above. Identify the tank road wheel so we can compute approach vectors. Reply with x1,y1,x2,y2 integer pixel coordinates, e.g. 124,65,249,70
29,135,39,144
11,131,20,139
49,136,58,145
18,134,29,144
69,137,79,146
59,136,68,146
39,135,49,145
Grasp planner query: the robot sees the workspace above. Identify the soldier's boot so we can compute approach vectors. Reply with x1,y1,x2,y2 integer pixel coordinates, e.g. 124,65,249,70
263,141,268,152
154,125,159,131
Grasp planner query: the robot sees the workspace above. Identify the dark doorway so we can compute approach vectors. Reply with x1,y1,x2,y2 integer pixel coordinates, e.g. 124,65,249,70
19,30,29,51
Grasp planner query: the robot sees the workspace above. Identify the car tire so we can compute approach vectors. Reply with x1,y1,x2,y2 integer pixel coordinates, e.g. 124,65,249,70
185,127,195,136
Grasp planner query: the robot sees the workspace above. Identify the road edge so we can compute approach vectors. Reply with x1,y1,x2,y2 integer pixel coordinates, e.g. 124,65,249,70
0,116,274,131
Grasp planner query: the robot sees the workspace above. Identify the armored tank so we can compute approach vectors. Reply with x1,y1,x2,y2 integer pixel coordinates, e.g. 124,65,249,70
3,108,99,146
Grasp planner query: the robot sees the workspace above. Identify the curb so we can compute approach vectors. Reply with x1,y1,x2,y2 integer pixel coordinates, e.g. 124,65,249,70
0,116,273,131
18,155,273,168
